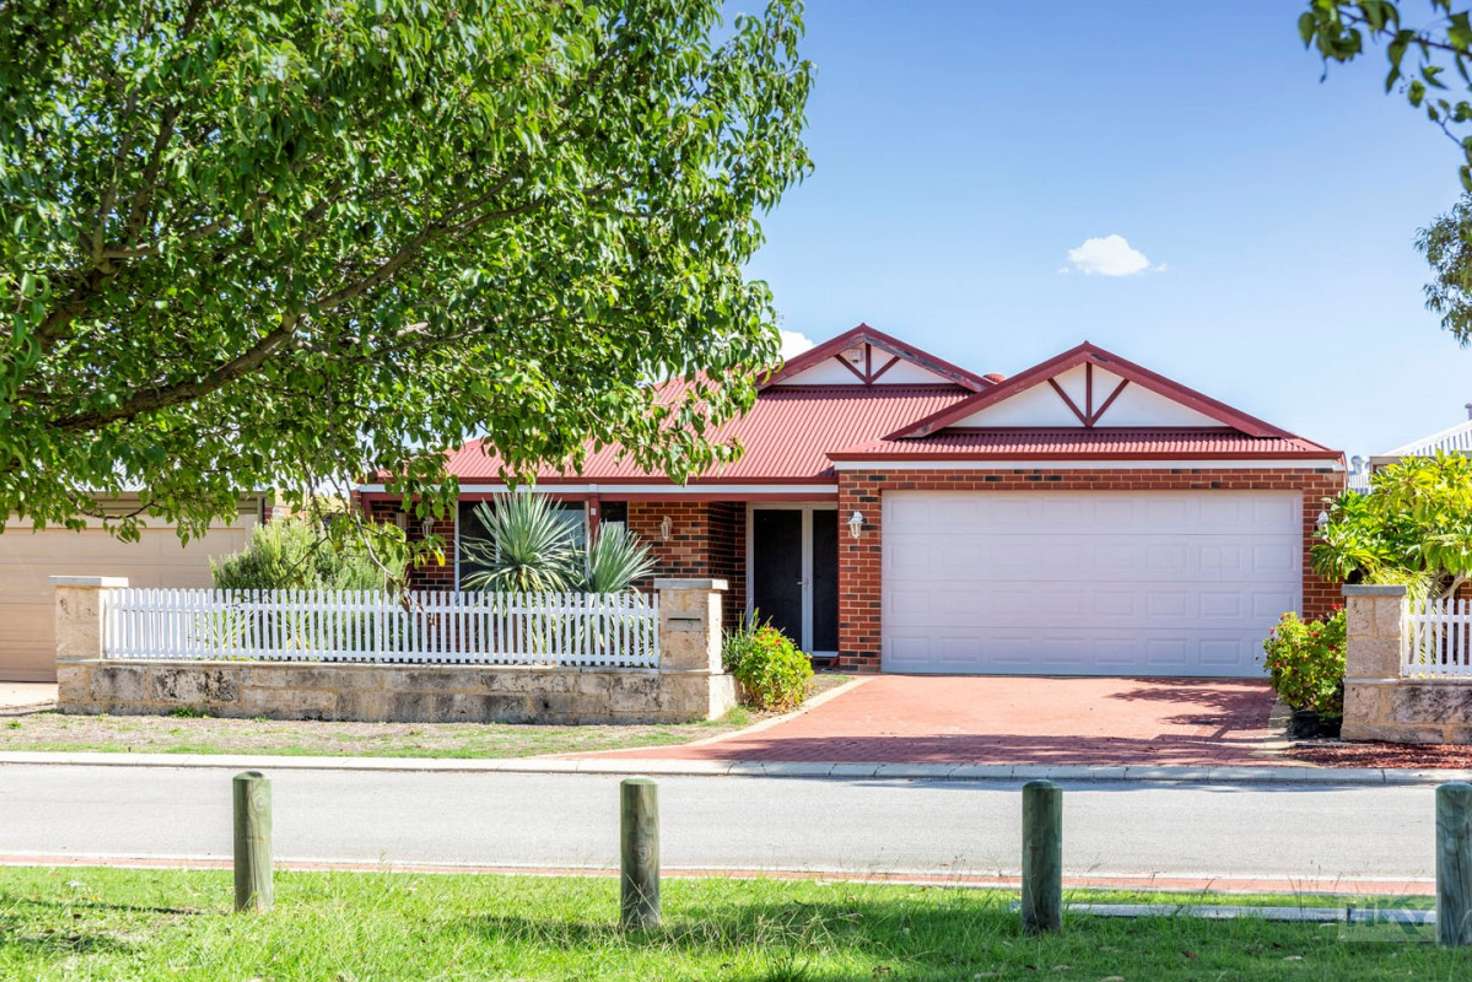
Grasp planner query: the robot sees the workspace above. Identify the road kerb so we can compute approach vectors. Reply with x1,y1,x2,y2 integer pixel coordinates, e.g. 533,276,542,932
4,749,1472,785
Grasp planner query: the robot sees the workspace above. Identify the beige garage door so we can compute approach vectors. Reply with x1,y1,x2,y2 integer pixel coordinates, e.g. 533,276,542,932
0,511,258,681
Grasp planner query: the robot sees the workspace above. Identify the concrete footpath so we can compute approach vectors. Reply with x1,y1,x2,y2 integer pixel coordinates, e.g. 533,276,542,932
2,749,1469,785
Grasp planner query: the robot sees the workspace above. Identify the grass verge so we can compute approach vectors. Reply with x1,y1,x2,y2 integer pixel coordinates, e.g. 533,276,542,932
0,675,850,759
0,866,1452,980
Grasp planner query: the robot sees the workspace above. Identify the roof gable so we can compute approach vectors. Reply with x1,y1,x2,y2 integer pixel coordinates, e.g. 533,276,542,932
895,342,1291,439
765,324,990,392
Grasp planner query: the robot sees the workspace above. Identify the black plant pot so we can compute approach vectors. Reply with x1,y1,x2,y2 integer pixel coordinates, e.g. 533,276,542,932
1289,709,1342,740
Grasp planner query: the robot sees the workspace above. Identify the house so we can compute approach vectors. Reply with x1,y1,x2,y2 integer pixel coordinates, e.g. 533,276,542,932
355,325,1345,677
1369,404,1472,471
0,493,270,682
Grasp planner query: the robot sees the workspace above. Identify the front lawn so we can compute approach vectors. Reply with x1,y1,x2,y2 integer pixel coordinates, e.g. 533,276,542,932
0,675,851,759
0,867,1453,980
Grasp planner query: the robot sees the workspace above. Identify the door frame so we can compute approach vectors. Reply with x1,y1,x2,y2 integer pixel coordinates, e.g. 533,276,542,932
745,502,838,657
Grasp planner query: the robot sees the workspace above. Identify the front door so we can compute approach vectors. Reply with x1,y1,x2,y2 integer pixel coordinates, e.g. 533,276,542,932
752,509,804,643
751,505,839,655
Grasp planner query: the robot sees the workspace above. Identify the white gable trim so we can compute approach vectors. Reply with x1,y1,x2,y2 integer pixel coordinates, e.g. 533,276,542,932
947,363,1221,429
777,340,953,387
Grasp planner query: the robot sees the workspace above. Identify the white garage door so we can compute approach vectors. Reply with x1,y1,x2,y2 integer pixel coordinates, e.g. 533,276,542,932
882,491,1301,677
0,516,256,682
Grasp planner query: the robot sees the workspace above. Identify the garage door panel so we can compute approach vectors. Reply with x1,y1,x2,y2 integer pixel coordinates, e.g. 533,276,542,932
881,491,1300,677
0,522,254,681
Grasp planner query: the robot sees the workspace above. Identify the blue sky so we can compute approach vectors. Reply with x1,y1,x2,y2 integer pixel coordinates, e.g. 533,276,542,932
742,1,1471,459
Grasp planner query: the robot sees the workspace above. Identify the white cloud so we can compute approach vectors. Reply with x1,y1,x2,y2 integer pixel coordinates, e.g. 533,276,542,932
1063,234,1161,277
779,329,816,359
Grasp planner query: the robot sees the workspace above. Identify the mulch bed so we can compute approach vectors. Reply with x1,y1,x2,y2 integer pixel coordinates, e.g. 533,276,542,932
1288,740,1472,769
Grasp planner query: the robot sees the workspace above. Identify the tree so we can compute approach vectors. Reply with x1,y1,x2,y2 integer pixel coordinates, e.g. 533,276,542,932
1312,452,1472,598
1,0,811,552
1300,2,1472,187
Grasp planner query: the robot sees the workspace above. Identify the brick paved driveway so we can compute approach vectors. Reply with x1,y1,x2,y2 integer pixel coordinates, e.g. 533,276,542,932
594,675,1284,767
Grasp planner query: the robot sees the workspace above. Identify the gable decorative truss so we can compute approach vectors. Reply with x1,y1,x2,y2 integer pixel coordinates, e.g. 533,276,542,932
764,323,991,392
894,342,1293,439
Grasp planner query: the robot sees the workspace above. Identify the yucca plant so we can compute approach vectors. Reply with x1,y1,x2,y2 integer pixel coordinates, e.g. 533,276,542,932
580,523,657,594
459,493,578,592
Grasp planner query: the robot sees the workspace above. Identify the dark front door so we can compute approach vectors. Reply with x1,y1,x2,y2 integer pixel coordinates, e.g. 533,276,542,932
752,509,803,642
811,509,838,652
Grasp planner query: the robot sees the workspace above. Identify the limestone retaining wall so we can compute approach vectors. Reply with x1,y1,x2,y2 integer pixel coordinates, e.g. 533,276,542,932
1342,583,1472,744
52,576,735,724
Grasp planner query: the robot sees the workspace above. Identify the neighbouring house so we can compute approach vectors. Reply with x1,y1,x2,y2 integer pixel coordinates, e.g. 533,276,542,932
356,324,1345,677
1369,403,1472,471
0,493,270,682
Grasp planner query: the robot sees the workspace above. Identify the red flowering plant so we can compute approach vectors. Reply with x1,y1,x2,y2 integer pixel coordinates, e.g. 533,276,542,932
1261,609,1347,719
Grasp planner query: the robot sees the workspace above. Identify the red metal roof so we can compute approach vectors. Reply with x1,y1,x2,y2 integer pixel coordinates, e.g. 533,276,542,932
445,384,976,483
830,428,1341,461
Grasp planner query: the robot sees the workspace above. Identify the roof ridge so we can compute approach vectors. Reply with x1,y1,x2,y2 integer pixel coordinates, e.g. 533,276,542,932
1381,417,1472,457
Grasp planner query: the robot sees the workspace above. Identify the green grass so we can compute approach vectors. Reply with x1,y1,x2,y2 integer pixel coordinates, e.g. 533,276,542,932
0,676,851,760
0,708,753,758
0,867,1456,980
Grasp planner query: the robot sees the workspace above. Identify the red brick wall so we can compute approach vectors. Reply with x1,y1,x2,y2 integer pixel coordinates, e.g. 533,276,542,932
366,500,455,591
628,501,710,581
836,467,1346,673
707,501,747,628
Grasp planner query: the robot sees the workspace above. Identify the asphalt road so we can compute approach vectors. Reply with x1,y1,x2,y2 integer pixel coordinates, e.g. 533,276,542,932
0,764,1437,883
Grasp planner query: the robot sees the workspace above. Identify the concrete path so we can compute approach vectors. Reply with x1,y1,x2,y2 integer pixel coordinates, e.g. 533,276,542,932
0,762,1440,893
0,682,55,713
591,675,1284,767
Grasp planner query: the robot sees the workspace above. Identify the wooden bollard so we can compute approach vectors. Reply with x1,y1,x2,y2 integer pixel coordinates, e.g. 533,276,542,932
620,777,660,929
1437,782,1472,946
1021,779,1062,935
233,771,273,913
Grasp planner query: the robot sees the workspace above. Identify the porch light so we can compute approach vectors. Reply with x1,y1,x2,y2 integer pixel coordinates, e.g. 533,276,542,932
1315,510,1330,532
420,516,437,538
660,514,673,542
848,510,864,540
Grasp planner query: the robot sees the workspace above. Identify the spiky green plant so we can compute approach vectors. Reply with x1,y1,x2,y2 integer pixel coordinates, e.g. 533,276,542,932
580,523,657,594
459,494,578,592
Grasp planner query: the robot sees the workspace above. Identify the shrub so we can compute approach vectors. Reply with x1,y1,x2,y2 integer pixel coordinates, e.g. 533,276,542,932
459,494,579,592
1261,608,1346,718
723,619,813,711
580,523,656,593
211,517,394,591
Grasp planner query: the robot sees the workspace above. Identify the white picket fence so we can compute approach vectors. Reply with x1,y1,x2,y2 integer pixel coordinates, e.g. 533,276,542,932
1402,596,1472,678
100,588,660,668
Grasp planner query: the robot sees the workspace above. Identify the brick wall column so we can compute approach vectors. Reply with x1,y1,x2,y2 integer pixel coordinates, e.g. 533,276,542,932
655,577,736,720
837,472,882,672
51,575,129,664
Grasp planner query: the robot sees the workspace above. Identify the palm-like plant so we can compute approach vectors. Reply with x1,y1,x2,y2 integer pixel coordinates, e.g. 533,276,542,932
459,494,578,592
580,523,657,594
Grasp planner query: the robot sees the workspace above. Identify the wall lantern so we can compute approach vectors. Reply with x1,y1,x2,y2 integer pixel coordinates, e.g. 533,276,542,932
660,514,673,542
848,510,864,540
1315,510,1330,532
421,516,437,538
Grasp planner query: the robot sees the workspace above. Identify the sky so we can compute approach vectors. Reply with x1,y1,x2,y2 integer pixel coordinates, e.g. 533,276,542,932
739,1,1472,460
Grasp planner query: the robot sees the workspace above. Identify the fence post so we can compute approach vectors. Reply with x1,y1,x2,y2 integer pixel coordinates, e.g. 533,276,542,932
653,578,736,722
50,576,128,711
620,777,660,929
1021,779,1062,935
1340,583,1407,743
1438,782,1472,946
233,771,273,913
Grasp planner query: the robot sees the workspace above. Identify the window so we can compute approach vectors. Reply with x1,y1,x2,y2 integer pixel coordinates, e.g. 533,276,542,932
456,497,587,587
